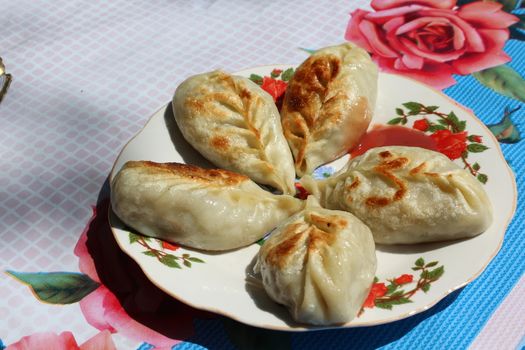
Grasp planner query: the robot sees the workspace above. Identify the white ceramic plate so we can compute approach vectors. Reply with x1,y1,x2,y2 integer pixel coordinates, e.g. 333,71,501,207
109,65,516,330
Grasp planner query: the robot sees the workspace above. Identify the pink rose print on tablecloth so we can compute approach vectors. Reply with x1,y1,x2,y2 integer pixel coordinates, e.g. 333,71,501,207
6,198,213,348
345,0,519,89
74,199,211,348
6,330,115,350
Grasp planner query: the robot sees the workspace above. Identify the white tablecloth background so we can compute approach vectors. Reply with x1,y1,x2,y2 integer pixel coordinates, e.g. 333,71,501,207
2,1,523,349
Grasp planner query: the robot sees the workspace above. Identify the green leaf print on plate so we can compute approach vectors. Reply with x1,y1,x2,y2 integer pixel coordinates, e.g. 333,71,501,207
128,232,205,269
388,102,490,183
360,258,445,314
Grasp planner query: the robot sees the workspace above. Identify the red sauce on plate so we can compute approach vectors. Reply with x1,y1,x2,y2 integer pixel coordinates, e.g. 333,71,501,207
350,124,438,158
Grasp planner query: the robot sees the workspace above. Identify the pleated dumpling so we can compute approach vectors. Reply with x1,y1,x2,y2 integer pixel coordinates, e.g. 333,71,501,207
301,146,493,244
111,161,304,251
281,42,378,176
173,70,296,194
254,197,376,325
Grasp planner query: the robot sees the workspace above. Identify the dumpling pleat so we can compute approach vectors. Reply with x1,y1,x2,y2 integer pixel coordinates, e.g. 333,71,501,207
174,70,296,194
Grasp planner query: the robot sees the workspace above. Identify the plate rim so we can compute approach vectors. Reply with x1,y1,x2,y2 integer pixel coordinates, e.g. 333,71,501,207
108,65,518,331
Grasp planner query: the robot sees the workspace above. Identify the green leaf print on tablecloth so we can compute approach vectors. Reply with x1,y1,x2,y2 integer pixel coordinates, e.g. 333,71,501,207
6,271,99,304
473,65,525,102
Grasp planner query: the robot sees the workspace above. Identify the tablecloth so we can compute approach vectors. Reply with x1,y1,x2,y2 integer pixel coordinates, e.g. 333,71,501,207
1,0,524,349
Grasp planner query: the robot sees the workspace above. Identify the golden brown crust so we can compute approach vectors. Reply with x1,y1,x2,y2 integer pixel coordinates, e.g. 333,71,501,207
308,213,347,232
122,161,248,185
307,227,335,254
424,172,439,178
210,136,230,151
264,213,345,268
346,177,360,191
185,92,242,119
215,71,237,90
379,151,392,158
365,156,410,208
285,55,340,116
183,72,265,159
281,54,342,170
409,162,427,175
239,87,252,100
185,98,205,112
265,225,305,269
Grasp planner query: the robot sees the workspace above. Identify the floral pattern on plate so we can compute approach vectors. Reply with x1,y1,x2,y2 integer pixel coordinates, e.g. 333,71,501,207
104,65,515,330
361,258,445,314
388,102,489,183
129,233,205,269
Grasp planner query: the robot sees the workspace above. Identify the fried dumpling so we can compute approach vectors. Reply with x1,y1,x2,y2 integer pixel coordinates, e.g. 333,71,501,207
254,197,376,325
301,146,493,244
173,70,296,194
281,42,378,176
111,161,303,251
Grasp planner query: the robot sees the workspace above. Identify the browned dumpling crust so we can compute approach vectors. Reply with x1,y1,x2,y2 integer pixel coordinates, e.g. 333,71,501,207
122,161,248,185
111,161,303,251
173,70,296,194
281,43,378,176
301,146,493,244
254,197,376,325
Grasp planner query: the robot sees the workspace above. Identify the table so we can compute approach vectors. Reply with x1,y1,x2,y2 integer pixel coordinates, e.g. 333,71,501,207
2,1,524,349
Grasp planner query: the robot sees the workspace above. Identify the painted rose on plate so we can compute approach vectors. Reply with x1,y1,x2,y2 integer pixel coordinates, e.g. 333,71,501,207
345,0,519,89
360,258,444,313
